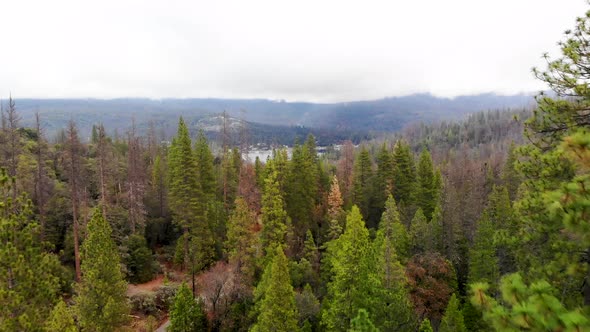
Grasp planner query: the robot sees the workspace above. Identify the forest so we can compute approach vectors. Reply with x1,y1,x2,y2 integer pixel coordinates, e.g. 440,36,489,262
2,5,590,332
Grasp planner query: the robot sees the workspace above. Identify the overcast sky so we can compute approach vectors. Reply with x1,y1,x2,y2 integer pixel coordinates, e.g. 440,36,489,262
0,0,587,102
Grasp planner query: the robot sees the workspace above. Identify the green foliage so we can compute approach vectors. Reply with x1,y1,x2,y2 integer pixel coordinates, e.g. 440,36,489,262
439,294,466,332
418,319,433,332
124,234,156,283
392,140,416,208
169,283,208,332
295,284,320,328
349,309,380,332
468,211,499,288
378,196,409,261
252,246,299,332
75,208,129,331
225,197,259,284
471,274,590,331
45,300,77,332
285,139,318,240
0,170,61,331
373,212,415,331
372,143,394,227
260,165,291,254
416,148,436,220
352,147,373,221
322,206,378,331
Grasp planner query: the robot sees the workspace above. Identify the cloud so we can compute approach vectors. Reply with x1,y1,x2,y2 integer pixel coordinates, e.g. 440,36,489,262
0,0,587,102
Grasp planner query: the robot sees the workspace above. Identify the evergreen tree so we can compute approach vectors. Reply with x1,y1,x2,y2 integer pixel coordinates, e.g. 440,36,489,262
45,300,77,332
169,283,208,332
0,170,61,331
392,140,416,207
168,118,214,273
285,141,317,242
409,208,428,255
260,165,290,254
487,185,517,275
372,143,394,226
75,208,129,331
501,142,521,201
225,197,258,284
439,294,466,332
322,206,378,331
416,148,436,220
378,195,409,261
352,147,373,221
349,309,380,332
252,246,299,332
468,211,499,288
373,216,415,331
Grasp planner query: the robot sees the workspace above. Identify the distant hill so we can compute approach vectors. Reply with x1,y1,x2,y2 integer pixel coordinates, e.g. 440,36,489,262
9,93,535,144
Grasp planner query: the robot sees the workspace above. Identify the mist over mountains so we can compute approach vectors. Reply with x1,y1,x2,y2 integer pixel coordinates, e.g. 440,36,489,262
12,92,536,144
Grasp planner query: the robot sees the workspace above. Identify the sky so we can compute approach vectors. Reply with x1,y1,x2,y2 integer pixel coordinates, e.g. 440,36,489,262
0,0,588,102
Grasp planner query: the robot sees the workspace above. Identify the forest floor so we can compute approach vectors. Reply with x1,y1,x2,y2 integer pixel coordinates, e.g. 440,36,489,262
126,275,165,297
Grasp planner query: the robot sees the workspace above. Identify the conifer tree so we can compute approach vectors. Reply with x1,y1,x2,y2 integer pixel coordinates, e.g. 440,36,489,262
416,148,436,220
252,246,299,332
151,154,167,217
75,208,129,331
322,206,378,331
260,165,290,254
352,147,373,221
439,294,466,332
285,141,317,241
378,195,409,261
168,118,214,274
373,215,415,331
373,143,394,226
392,140,416,207
225,197,258,284
169,283,208,332
501,142,521,201
468,211,499,288
409,208,428,255
349,309,380,332
45,300,77,332
0,170,61,331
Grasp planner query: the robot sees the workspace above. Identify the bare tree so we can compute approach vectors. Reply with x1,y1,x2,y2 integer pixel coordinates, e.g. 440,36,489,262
127,121,146,233
34,112,52,239
65,120,84,281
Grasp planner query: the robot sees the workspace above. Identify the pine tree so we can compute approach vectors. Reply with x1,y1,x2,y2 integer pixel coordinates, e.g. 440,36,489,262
439,294,466,332
352,147,373,221
45,300,77,332
285,141,317,241
373,215,415,331
349,309,380,332
501,142,521,201
468,211,499,288
0,170,61,331
225,197,258,284
322,206,378,331
169,283,208,332
487,185,517,275
392,140,416,207
168,118,214,275
252,246,299,332
378,195,409,261
75,208,129,331
372,143,394,226
260,165,290,254
416,148,436,220
409,208,428,255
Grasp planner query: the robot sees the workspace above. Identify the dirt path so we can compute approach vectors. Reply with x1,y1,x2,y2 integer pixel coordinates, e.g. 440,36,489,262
126,275,165,296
